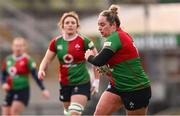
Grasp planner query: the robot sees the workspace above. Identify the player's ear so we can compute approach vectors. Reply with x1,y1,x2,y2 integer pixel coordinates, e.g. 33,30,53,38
111,22,117,29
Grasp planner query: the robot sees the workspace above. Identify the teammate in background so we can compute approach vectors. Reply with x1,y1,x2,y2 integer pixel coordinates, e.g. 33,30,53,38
38,11,100,115
1,37,50,115
85,5,151,115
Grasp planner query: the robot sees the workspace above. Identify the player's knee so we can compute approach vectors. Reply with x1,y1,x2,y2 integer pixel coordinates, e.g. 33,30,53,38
68,102,84,115
11,107,21,115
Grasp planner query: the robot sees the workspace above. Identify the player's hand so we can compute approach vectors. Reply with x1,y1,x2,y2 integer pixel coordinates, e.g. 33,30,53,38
2,83,10,91
85,49,95,60
91,79,100,95
96,67,103,75
38,70,46,80
42,89,50,99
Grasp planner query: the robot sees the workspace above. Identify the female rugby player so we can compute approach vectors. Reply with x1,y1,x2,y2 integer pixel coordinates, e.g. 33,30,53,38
1,37,50,115
38,11,99,115
85,5,151,115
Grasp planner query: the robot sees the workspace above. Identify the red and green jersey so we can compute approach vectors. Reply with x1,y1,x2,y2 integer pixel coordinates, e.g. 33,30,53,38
2,54,36,90
49,34,94,85
104,28,150,92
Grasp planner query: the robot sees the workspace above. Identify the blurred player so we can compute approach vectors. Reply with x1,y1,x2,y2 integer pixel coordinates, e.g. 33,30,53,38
38,11,99,115
85,5,151,115
1,37,50,115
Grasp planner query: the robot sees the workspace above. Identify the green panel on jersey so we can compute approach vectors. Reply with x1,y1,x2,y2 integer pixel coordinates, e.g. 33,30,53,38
112,58,150,92
6,55,14,71
12,75,29,90
28,56,36,70
104,31,122,52
55,38,68,64
68,63,90,85
83,36,94,50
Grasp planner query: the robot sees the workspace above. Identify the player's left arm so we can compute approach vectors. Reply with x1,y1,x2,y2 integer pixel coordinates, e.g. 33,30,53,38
27,57,45,90
28,56,50,99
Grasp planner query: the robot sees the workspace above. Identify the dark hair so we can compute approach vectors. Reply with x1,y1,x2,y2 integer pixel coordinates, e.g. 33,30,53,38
99,4,120,28
58,11,80,29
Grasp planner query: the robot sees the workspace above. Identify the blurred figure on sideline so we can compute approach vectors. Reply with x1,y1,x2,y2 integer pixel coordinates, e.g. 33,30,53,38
85,5,151,115
1,37,50,115
38,11,100,116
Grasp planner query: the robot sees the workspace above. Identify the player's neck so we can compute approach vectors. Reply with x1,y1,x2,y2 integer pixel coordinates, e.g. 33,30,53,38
12,53,25,60
63,33,78,41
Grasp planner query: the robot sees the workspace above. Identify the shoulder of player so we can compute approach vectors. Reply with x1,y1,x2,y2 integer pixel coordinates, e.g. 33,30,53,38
106,31,120,42
117,28,133,42
77,33,89,41
51,35,63,42
6,54,13,60
23,53,34,62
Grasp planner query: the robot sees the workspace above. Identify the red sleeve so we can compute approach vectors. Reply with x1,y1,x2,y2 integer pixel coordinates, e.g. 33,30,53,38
48,38,56,53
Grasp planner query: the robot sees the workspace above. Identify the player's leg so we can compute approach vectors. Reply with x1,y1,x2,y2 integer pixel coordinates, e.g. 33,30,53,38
69,94,88,115
68,82,91,115
63,102,70,115
2,107,11,115
94,91,123,115
59,84,72,115
11,101,25,115
2,90,14,115
11,87,30,115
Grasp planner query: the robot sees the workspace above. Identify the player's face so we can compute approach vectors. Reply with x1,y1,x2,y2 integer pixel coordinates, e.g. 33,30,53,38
12,39,25,56
63,17,78,35
98,16,115,37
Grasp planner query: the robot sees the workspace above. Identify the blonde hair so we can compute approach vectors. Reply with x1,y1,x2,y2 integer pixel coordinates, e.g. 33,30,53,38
58,11,80,29
100,4,120,27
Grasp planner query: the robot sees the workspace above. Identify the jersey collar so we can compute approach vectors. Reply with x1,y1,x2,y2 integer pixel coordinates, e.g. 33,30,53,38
63,34,78,41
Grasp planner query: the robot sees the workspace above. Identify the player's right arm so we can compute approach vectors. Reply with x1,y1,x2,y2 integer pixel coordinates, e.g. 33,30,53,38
38,39,56,80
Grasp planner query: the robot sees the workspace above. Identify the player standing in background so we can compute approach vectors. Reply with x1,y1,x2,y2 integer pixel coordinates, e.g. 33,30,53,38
38,11,100,116
85,5,151,115
1,37,50,115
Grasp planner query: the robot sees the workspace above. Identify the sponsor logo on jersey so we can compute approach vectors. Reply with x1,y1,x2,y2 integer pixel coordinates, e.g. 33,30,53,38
88,42,94,48
63,54,74,64
8,66,17,77
104,42,112,47
57,45,63,50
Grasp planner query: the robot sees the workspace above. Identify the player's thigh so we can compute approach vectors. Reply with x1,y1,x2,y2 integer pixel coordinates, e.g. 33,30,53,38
94,91,123,115
127,107,148,116
11,101,25,115
1,106,11,115
70,82,91,107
